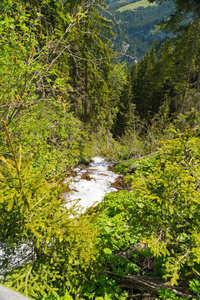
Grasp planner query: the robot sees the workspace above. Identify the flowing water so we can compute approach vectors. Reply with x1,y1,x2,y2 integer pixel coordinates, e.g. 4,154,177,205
0,157,118,276
65,157,119,212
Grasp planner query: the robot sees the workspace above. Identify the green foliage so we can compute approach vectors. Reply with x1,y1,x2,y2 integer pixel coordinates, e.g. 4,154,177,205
0,0,122,177
80,191,140,300
0,0,79,176
0,123,101,299
11,101,91,176
156,288,189,300
129,129,200,284
82,273,128,300
96,191,137,252
189,279,200,298
112,72,133,137
123,0,200,122
156,279,200,300
2,0,200,299
0,0,72,123
89,128,126,162
66,0,118,129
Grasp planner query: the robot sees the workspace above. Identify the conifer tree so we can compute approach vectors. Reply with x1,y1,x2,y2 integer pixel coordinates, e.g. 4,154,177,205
113,72,133,137
148,0,200,113
0,122,100,298
131,49,156,120
64,0,117,128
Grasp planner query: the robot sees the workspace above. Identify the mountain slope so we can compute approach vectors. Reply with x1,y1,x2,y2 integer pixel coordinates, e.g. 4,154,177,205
108,0,174,64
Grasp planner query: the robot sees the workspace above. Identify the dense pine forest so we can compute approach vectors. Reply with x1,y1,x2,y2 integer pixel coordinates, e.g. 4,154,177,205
0,0,200,299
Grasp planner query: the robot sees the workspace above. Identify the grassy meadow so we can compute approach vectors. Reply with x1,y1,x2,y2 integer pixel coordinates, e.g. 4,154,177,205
117,0,157,12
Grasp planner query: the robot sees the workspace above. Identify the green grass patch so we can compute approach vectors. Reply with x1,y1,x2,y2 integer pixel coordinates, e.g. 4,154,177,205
117,0,157,12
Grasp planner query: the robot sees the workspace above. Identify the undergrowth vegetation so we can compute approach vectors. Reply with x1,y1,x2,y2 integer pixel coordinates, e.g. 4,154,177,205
1,0,200,298
1,121,200,299
88,125,200,299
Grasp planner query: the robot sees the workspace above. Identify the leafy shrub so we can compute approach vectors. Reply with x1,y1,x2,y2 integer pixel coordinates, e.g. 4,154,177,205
129,129,200,284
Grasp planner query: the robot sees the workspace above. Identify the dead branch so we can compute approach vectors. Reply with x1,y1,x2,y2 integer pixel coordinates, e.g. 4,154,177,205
103,271,195,298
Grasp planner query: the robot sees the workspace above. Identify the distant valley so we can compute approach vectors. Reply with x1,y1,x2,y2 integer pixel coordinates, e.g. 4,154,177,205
107,0,174,64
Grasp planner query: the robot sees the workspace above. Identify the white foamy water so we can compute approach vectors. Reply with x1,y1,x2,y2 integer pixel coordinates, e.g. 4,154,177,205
65,157,119,211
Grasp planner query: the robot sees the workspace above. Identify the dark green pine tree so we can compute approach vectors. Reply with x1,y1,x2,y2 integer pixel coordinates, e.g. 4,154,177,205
148,42,177,116
113,72,133,137
148,0,200,113
131,48,156,120
66,0,116,128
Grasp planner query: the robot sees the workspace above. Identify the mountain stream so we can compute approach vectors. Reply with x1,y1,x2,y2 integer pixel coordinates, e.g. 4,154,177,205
64,157,119,212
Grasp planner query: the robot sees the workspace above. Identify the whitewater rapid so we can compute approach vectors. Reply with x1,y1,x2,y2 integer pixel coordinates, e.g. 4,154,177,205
65,157,119,212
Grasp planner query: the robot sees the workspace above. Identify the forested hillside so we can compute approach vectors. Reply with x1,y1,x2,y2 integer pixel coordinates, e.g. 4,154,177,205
0,0,200,299
108,0,174,64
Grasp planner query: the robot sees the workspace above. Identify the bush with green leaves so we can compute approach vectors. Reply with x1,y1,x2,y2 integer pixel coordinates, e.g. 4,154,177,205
96,192,137,253
85,191,140,300
156,278,200,300
11,101,91,177
128,128,200,284
0,122,101,299
156,288,189,300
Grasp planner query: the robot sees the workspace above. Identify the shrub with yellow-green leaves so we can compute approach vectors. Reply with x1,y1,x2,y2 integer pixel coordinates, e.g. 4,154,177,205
130,129,200,284
0,122,100,299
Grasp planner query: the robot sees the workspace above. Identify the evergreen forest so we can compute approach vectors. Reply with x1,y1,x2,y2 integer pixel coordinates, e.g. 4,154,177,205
0,0,200,299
